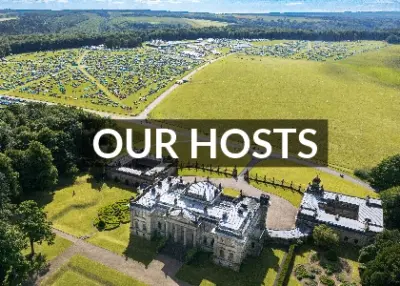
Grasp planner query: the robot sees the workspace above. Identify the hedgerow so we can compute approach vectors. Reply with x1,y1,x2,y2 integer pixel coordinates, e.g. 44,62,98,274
93,199,130,230
276,243,297,286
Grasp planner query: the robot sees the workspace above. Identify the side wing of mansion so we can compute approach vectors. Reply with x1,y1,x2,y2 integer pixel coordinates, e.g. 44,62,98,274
130,177,270,271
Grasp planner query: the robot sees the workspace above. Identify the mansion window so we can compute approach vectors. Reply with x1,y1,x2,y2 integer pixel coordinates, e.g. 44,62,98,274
220,249,225,259
211,239,215,246
158,222,162,230
229,253,234,260
135,221,139,229
203,237,207,245
143,223,147,231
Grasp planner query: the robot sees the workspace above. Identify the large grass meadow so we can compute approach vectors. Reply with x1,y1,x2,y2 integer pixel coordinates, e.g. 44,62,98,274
150,45,400,171
37,175,135,237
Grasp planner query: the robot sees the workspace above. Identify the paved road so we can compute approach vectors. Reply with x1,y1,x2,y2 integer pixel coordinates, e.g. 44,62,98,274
36,229,190,286
136,57,225,119
182,176,298,230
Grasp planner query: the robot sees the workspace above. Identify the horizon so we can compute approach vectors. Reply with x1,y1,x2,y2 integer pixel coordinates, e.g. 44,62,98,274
1,0,400,13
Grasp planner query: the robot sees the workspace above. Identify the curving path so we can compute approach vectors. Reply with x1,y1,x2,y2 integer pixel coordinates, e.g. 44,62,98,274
182,176,298,230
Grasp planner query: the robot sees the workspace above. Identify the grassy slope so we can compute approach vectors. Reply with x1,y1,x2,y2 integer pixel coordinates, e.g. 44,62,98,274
22,235,73,261
87,224,159,266
39,175,135,237
150,46,400,171
176,247,287,286
42,255,147,286
250,160,378,207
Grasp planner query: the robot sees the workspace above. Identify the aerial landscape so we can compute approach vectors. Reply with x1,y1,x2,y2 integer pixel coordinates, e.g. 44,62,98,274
0,3,399,286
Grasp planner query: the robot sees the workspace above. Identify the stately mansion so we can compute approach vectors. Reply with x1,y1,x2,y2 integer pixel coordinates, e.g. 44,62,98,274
298,177,384,246
130,176,270,271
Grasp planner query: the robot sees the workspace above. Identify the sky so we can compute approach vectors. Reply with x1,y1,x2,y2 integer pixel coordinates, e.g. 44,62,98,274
1,0,400,13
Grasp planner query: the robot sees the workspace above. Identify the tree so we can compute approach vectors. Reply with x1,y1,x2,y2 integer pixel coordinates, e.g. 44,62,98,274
0,221,29,284
361,244,400,286
312,224,339,249
386,34,400,44
7,141,58,193
0,153,19,211
15,200,55,257
381,186,400,229
370,154,400,190
358,230,400,264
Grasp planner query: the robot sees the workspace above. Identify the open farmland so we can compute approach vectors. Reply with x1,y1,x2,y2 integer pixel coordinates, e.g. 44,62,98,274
150,44,400,171
109,16,228,28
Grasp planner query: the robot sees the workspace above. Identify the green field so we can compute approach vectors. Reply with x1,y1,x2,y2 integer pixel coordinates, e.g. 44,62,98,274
87,224,159,266
37,175,136,237
150,45,400,171
249,160,378,206
109,16,228,28
22,235,73,261
42,255,146,286
176,247,287,286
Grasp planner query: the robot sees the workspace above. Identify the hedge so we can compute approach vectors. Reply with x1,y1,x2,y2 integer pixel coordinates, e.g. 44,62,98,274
277,244,297,286
93,199,130,230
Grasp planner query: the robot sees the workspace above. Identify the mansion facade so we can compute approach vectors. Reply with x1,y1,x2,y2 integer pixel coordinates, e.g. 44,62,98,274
130,177,270,271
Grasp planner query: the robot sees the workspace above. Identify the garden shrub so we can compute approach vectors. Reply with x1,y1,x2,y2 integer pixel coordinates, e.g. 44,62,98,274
185,247,199,264
93,199,130,230
325,249,338,262
295,264,316,280
354,168,371,181
305,280,318,286
320,275,335,286
310,252,319,263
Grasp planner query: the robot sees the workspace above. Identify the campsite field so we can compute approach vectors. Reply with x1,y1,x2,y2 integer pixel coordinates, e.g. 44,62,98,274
42,255,146,286
1,42,222,115
150,45,400,171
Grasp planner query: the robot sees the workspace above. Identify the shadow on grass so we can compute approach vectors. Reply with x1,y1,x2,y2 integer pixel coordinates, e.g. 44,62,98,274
123,232,158,267
86,176,138,194
176,247,283,286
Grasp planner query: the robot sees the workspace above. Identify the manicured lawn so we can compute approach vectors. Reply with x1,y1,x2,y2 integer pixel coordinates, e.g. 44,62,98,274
222,188,240,197
176,247,287,286
178,168,242,179
250,161,378,207
38,175,136,237
22,235,73,261
42,255,147,286
251,180,304,207
87,224,159,266
150,46,400,171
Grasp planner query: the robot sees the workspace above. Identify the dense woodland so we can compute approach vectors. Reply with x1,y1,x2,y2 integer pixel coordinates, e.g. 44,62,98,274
0,10,399,57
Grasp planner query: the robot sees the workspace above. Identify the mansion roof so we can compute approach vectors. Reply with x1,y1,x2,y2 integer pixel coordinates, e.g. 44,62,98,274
299,189,384,233
131,177,268,239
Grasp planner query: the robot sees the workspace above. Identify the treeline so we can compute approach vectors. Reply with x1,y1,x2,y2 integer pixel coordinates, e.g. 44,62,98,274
0,103,113,199
1,26,399,57
0,103,117,283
